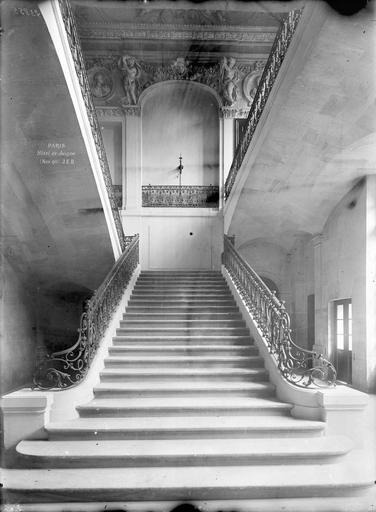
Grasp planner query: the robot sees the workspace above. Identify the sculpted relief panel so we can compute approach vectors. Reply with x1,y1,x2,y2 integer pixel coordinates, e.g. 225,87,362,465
86,55,266,118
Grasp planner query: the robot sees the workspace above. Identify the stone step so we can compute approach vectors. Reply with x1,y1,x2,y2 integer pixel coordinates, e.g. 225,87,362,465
131,286,232,297
76,396,291,417
129,299,236,306
99,367,268,383
93,381,275,398
3,459,372,502
137,276,226,286
133,285,230,291
2,497,374,512
108,345,255,358
126,306,240,313
103,355,264,369
119,320,246,328
123,312,243,320
16,436,352,468
116,327,249,336
112,335,254,346
131,295,233,301
140,271,222,275
45,415,325,440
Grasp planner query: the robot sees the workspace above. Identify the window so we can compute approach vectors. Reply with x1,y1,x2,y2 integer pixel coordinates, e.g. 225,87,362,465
333,298,352,384
334,299,352,352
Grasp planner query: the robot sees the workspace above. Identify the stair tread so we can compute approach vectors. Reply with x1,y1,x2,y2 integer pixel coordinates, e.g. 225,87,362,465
100,368,265,376
78,397,288,409
3,460,372,492
46,415,326,432
117,328,248,331
104,355,261,361
17,436,352,459
93,381,274,391
120,320,244,323
113,335,252,340
109,344,252,350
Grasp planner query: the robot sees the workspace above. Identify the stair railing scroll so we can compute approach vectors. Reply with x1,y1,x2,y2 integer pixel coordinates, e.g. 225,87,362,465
224,9,303,200
33,234,139,390
223,236,336,388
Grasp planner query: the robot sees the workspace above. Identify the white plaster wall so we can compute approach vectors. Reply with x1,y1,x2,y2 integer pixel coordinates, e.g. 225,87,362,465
365,175,376,392
122,210,223,270
286,236,315,349
318,180,368,391
100,120,123,185
141,82,219,186
237,240,290,301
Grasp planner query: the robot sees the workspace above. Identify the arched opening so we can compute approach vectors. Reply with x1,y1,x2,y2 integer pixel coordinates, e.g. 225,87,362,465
141,81,219,187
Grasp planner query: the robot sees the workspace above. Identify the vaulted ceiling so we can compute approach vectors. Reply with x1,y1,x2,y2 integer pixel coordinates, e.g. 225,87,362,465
227,2,376,251
73,1,291,63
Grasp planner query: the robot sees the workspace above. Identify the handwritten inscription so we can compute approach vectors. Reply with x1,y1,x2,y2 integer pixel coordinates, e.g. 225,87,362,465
37,143,76,166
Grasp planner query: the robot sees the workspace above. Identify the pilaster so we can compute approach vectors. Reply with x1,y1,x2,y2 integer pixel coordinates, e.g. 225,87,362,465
124,106,142,210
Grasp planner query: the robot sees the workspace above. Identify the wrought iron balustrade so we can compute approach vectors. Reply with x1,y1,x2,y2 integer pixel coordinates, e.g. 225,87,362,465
33,235,139,389
224,9,303,200
142,185,219,208
57,0,126,250
223,235,336,388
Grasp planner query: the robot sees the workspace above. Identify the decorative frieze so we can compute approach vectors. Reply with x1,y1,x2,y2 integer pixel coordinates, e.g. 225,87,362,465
121,105,141,116
86,54,266,115
220,107,250,119
78,20,276,44
96,107,123,117
142,185,219,208
14,7,41,16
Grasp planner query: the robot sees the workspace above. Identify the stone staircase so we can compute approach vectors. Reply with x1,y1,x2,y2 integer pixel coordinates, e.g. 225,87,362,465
3,271,371,510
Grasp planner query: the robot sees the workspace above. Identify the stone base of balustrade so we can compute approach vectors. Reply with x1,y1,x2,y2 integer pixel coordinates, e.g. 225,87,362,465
1,264,141,454
222,265,369,451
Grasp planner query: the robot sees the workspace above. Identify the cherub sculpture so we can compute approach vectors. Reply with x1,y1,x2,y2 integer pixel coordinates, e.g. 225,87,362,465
220,57,239,106
118,55,142,105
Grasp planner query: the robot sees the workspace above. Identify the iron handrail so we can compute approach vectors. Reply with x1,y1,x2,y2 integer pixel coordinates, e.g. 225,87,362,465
223,235,336,388
224,9,303,200
33,234,139,389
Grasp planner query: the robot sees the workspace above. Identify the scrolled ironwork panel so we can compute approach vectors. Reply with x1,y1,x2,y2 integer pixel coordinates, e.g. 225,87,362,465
142,185,219,208
33,235,140,389
223,235,336,388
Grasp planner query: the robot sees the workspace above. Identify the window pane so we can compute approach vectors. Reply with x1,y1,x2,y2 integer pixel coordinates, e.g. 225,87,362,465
348,320,352,336
337,334,344,350
336,319,344,335
348,303,352,319
349,335,352,351
337,304,344,320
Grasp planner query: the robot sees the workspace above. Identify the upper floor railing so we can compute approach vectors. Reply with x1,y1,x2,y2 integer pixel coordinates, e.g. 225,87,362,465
142,185,219,208
223,235,336,388
57,0,126,251
224,9,303,200
33,234,139,389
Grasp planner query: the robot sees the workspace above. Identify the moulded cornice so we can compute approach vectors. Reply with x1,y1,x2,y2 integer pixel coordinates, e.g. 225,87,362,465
78,22,277,43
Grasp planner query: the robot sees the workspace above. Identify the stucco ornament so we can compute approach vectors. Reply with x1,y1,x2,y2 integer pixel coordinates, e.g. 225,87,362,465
171,57,189,76
88,67,113,99
243,61,265,106
118,55,142,105
220,56,239,106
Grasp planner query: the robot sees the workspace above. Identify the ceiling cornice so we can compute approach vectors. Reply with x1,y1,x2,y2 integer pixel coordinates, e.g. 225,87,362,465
78,23,277,44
